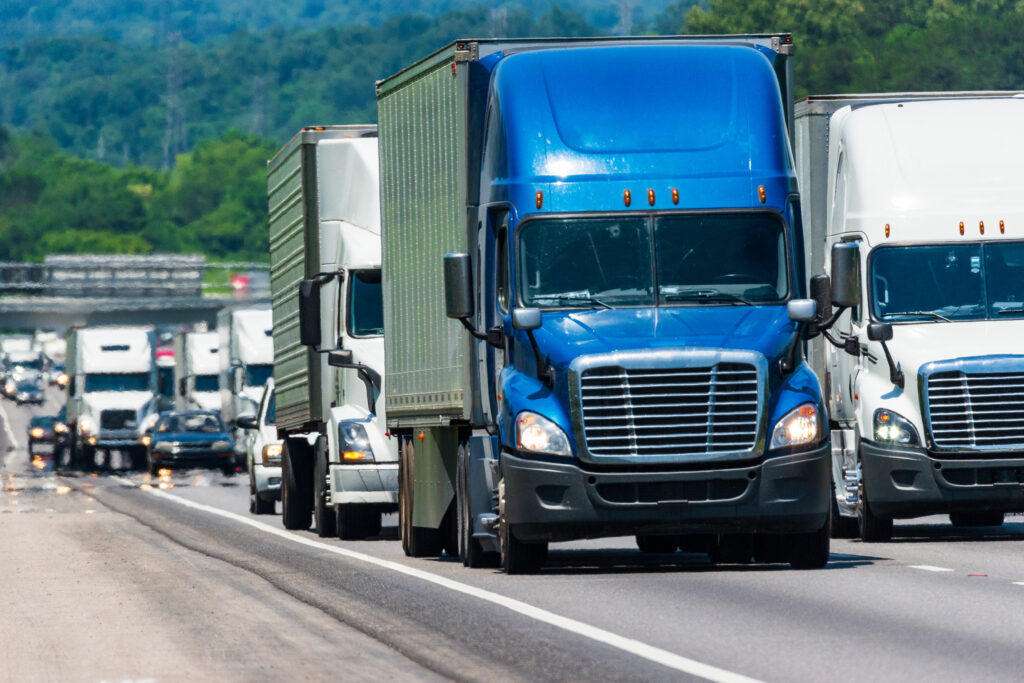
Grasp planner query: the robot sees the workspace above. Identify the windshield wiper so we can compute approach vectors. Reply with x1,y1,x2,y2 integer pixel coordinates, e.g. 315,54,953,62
883,310,951,322
996,307,1024,316
662,289,754,306
533,295,612,309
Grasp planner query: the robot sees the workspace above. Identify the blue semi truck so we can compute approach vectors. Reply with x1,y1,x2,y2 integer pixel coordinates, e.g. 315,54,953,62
376,35,831,573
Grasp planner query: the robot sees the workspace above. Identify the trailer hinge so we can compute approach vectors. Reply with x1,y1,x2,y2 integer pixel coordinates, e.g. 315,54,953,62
771,35,794,56
454,41,479,63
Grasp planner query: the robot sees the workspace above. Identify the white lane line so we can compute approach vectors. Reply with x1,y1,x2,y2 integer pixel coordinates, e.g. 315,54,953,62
0,401,18,452
111,477,761,683
1013,582,1024,587
908,565,954,573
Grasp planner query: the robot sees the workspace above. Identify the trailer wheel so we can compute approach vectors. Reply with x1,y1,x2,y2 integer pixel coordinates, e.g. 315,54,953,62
457,441,499,568
313,437,337,538
399,437,443,557
281,438,313,531
498,478,547,574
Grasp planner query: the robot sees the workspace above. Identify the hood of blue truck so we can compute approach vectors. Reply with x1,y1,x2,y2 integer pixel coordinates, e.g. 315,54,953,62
533,305,794,369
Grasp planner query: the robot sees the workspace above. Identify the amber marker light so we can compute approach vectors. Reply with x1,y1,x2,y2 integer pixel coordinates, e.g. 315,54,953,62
980,220,985,235
884,224,890,238
647,188,656,206
757,185,767,204
671,188,679,205
343,451,367,461
418,432,426,441
959,221,965,236
623,189,632,207
1001,220,1006,234
535,191,543,210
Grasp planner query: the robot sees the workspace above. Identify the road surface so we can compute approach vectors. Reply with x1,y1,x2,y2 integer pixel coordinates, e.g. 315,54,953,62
1,388,1023,681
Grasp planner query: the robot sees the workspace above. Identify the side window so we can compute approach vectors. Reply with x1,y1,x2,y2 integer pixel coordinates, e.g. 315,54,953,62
496,212,510,313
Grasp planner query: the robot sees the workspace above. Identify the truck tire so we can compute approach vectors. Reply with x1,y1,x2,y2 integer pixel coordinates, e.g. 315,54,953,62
950,511,1004,527
831,482,859,539
313,437,337,538
457,441,499,568
398,437,444,557
498,478,547,574
281,438,313,531
857,480,892,542
635,535,679,554
788,517,831,569
337,504,382,540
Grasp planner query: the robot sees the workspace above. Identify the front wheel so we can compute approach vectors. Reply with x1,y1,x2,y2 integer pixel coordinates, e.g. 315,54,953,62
249,472,275,515
788,517,831,569
498,479,547,574
857,479,893,542
281,438,313,531
313,437,336,538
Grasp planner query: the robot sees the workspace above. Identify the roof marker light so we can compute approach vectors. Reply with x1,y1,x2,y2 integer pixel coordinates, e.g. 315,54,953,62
757,185,767,204
623,190,632,207
884,224,890,238
980,220,985,235
1001,220,1006,234
535,191,543,210
647,189,655,206
959,221,965,236
671,188,679,205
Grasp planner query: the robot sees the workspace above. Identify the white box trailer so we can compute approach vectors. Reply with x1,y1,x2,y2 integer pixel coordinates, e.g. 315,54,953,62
218,306,274,461
174,330,222,412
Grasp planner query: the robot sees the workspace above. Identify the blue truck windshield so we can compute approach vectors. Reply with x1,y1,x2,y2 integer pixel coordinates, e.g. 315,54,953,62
348,269,384,337
517,214,789,308
84,373,150,392
871,242,1024,321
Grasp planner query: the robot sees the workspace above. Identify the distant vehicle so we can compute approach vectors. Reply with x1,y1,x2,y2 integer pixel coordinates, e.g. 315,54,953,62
218,306,273,466
13,376,44,405
237,378,281,515
174,331,221,412
28,415,57,454
5,350,44,384
143,410,235,476
50,361,68,388
53,405,70,465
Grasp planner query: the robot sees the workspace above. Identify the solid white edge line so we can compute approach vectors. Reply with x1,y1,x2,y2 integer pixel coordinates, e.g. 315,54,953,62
908,565,954,572
1013,582,1024,587
111,476,762,683
0,400,18,452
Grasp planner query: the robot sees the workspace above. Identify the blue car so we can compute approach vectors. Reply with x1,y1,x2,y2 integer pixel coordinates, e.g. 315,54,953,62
144,410,235,476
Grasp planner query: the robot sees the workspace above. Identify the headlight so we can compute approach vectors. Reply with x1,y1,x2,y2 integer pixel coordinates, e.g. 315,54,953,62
56,373,69,387
4,381,14,393
516,411,572,456
54,423,68,434
79,417,94,435
338,422,375,463
30,427,44,439
211,440,232,451
874,409,919,445
770,403,821,449
262,443,283,465
141,435,151,446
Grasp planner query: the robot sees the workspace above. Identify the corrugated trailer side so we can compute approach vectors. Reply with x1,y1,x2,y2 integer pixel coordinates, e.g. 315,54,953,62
377,45,472,427
268,132,318,431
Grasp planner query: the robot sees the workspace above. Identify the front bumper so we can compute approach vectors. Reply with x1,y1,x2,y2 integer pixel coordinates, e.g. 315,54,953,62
150,448,235,469
329,463,398,507
252,463,282,499
501,444,830,543
861,441,1024,518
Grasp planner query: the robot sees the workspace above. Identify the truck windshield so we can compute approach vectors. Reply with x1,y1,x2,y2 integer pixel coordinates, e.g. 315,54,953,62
9,357,42,371
84,373,150,392
245,364,273,387
517,213,789,308
348,270,384,337
871,242,1024,321
194,375,219,392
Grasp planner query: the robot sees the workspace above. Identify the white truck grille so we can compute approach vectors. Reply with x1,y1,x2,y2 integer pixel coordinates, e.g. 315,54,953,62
927,370,1024,450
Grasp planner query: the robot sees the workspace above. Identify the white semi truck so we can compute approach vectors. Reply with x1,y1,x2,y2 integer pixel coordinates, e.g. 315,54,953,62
796,93,1024,540
174,330,222,412
268,125,395,539
218,306,274,464
65,325,157,471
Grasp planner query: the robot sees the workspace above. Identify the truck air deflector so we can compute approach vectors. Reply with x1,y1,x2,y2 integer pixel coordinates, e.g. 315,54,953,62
568,348,768,465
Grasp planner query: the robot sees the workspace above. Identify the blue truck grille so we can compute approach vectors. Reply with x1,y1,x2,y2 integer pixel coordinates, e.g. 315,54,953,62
579,363,759,458
926,370,1024,450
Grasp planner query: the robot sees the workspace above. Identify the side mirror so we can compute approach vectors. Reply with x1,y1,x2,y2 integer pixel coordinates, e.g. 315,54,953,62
298,278,322,347
443,253,474,319
830,242,861,307
511,308,542,331
328,350,353,367
787,299,817,322
866,322,893,342
236,414,259,430
809,274,832,322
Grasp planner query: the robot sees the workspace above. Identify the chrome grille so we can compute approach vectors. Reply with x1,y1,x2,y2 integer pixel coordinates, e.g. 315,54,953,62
927,370,1024,449
579,363,759,458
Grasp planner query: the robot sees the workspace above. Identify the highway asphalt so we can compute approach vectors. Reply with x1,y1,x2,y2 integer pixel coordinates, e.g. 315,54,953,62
2,387,1023,682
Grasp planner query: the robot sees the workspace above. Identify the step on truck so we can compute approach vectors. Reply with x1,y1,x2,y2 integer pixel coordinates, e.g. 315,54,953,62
376,35,833,573
174,330,222,413
268,125,396,539
218,306,274,467
65,325,157,471
796,93,1024,541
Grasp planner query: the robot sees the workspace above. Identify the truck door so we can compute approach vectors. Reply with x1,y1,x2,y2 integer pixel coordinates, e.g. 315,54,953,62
474,208,509,424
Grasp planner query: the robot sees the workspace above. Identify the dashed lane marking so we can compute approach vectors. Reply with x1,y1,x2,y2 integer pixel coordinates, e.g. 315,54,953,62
908,565,954,572
112,477,762,683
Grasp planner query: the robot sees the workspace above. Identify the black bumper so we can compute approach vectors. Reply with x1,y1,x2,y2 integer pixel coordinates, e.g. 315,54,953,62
151,451,235,469
862,441,1024,518
501,444,830,543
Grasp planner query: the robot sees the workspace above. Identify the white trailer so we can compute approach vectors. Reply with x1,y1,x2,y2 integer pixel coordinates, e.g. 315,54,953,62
64,325,157,471
796,93,1024,541
268,125,396,539
174,331,222,412
218,306,274,462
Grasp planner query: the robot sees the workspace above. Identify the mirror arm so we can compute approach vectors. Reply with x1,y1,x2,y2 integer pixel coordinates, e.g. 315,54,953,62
525,330,554,388
780,323,805,374
878,340,905,389
332,361,381,415
458,316,488,341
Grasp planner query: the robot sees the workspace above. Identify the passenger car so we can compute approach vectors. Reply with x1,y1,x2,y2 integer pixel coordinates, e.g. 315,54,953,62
237,378,281,515
143,410,235,476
